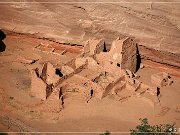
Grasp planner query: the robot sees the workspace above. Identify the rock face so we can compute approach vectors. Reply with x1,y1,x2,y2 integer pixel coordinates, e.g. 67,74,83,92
0,0,180,67
0,1,180,53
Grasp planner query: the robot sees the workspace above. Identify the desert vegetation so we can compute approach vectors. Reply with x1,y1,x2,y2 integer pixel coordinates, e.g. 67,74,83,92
131,118,176,135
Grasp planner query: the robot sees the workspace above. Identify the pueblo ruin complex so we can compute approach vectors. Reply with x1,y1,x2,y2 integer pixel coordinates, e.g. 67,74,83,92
31,37,173,112
0,1,180,132
0,29,179,132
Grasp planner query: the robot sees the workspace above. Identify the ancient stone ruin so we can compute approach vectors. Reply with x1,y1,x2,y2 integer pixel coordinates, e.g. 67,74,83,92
30,37,173,111
108,37,138,73
31,68,47,100
151,72,173,87
31,63,59,100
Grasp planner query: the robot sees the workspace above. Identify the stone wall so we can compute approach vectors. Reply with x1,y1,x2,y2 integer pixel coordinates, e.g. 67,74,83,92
55,61,88,87
41,62,59,85
73,74,104,99
31,69,47,100
102,75,125,98
82,39,105,56
121,38,138,73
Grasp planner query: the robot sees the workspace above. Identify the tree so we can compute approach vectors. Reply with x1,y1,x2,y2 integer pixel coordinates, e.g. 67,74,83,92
99,130,111,135
130,118,176,135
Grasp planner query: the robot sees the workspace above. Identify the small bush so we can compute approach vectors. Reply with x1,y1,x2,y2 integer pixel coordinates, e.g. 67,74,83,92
130,118,176,135
0,133,8,135
99,130,111,135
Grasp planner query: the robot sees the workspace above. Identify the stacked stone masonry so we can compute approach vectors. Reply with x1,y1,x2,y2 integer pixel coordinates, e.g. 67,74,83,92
30,37,173,111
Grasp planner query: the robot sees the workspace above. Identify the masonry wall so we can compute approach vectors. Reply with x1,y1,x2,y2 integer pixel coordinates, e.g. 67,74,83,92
55,61,88,87
31,70,47,100
102,75,125,98
121,38,138,73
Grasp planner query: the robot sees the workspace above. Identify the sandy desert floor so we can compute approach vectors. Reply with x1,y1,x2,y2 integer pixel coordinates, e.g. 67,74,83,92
0,31,180,134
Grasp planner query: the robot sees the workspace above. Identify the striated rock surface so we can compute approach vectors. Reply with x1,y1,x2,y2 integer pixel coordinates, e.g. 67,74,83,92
0,0,180,67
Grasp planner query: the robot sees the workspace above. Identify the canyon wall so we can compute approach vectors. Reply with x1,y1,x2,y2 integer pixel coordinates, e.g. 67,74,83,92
0,0,180,67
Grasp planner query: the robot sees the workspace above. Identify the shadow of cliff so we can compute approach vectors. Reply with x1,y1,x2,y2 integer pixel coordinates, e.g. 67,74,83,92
0,30,6,52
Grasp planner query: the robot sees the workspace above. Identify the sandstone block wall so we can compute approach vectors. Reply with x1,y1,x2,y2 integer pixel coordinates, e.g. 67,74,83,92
73,74,104,99
112,81,126,95
121,38,137,73
61,66,74,76
31,63,61,100
55,61,88,87
108,37,123,65
87,57,102,71
106,37,138,73
31,70,47,100
41,62,60,85
75,57,87,69
102,75,125,98
83,39,105,56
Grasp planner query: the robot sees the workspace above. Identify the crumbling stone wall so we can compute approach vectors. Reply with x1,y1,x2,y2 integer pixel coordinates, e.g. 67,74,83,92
112,81,126,95
102,75,125,98
61,66,74,75
75,57,87,69
31,69,47,100
55,61,88,86
41,62,60,85
65,58,76,69
121,38,138,73
40,90,63,113
31,68,54,100
151,72,173,87
108,37,138,73
82,39,105,56
87,57,103,71
73,74,104,99
92,72,104,82
108,37,123,65
31,63,60,100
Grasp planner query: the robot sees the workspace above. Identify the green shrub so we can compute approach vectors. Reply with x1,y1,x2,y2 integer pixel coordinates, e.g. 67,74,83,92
0,133,8,135
99,130,111,135
130,118,176,135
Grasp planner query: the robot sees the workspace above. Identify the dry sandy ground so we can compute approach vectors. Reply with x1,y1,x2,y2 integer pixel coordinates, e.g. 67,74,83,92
0,32,180,134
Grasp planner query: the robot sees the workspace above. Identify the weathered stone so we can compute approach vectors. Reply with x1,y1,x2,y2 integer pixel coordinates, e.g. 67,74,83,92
151,72,172,87
15,56,38,64
61,66,74,75
31,69,47,100
108,37,138,73
75,57,86,69
140,64,145,69
87,57,101,71
83,39,105,56
41,62,60,85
